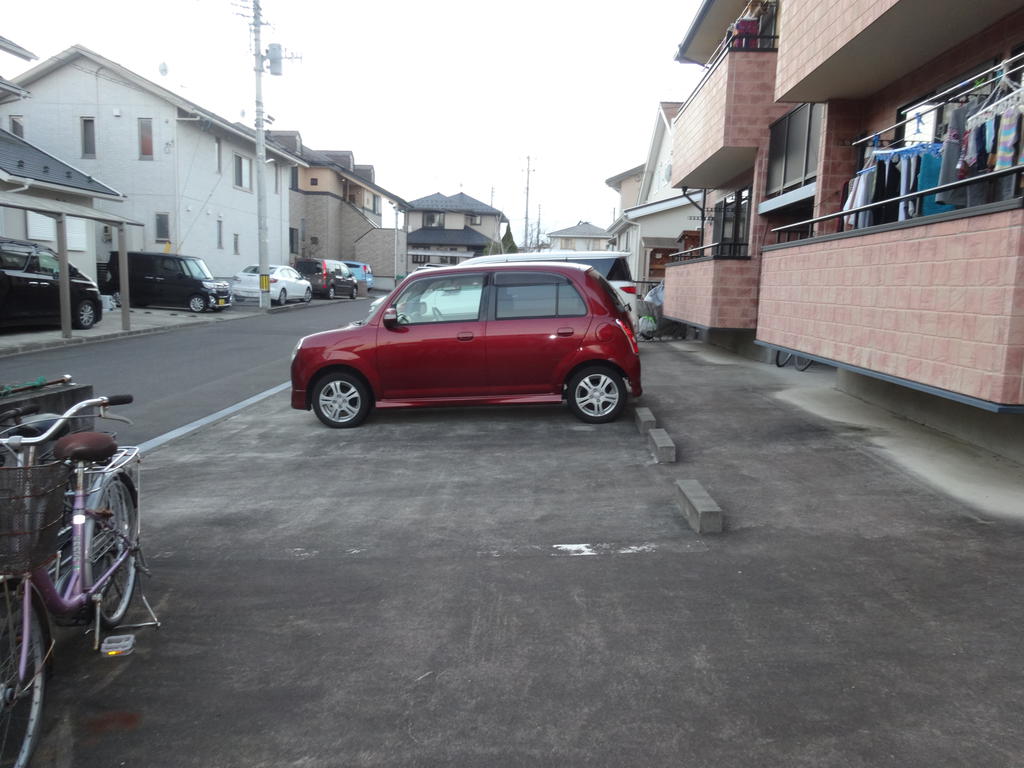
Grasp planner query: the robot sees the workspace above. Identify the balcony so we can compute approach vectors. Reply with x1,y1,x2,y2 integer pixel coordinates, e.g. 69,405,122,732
775,0,1022,102
672,41,789,190
758,177,1024,408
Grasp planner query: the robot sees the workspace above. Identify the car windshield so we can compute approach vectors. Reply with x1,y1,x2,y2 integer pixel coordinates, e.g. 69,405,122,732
295,262,320,275
183,259,214,279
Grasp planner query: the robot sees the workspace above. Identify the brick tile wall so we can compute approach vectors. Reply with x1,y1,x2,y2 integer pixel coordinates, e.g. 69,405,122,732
758,209,1024,404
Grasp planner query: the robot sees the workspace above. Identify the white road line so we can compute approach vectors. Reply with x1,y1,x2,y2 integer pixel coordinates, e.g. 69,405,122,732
138,381,290,454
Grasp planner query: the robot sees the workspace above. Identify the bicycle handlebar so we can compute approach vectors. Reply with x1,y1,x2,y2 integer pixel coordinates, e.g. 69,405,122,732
0,394,135,448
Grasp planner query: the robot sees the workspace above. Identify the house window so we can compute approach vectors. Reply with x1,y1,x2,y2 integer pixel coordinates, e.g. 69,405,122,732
215,137,222,173
310,177,319,186
290,166,299,189
234,154,252,190
66,217,87,251
26,211,56,241
138,118,153,160
372,195,381,214
289,227,299,254
711,188,750,258
155,213,170,242
81,117,96,158
217,220,224,249
468,214,481,225
766,104,823,197
233,233,240,255
9,116,23,138
410,253,430,264
560,238,575,250
424,212,444,228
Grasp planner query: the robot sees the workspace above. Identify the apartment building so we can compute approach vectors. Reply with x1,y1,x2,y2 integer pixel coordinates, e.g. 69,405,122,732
0,45,304,278
666,0,1023,460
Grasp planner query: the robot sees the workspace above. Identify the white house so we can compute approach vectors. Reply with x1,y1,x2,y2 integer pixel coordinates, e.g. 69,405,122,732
607,103,704,281
0,45,305,278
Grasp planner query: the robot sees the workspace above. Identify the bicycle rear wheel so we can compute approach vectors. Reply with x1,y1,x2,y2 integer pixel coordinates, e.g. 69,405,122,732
0,584,45,768
794,355,814,371
84,475,139,628
774,349,793,367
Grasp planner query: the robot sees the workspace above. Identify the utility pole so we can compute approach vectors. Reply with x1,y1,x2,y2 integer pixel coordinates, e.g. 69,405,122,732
523,156,531,250
252,0,270,308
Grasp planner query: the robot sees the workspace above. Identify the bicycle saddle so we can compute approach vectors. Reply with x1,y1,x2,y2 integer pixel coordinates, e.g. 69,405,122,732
53,432,118,463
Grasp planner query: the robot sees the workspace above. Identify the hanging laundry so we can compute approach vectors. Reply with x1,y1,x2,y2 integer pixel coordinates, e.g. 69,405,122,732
936,102,970,206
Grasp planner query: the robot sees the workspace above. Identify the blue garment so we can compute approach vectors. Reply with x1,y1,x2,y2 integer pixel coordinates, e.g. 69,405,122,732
919,152,955,216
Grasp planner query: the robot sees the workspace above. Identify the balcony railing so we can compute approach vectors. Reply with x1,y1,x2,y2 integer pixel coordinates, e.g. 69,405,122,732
669,241,750,262
771,164,1024,242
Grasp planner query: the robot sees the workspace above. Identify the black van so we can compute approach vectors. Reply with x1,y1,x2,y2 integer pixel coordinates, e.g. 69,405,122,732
294,258,358,299
0,237,103,329
105,251,231,313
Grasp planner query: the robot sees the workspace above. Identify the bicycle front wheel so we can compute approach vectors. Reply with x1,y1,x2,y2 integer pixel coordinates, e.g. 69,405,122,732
774,349,793,367
84,475,139,628
0,584,45,768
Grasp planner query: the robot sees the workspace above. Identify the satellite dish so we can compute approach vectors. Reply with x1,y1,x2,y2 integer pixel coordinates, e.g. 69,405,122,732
158,62,168,77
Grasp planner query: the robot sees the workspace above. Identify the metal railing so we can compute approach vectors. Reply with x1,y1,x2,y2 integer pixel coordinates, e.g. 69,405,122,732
771,163,1024,239
668,241,749,262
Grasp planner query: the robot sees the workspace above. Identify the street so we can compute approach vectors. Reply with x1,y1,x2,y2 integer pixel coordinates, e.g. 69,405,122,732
0,299,369,445
23,335,1024,768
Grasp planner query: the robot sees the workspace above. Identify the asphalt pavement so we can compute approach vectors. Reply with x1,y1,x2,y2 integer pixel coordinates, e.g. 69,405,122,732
18,320,1024,766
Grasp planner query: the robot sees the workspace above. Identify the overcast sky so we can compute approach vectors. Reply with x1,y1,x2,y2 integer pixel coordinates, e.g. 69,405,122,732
4,0,704,246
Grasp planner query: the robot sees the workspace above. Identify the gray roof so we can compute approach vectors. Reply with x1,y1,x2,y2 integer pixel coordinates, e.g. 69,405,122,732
409,192,506,220
407,226,493,248
547,221,611,239
0,128,120,197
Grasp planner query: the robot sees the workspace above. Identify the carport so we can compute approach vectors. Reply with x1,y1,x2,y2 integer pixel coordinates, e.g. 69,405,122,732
0,190,143,338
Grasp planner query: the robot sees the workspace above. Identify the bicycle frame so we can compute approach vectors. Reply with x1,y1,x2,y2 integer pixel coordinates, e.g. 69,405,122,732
17,454,138,679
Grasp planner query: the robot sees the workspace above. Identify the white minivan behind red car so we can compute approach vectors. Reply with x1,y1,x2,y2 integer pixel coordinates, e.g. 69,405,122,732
459,251,636,308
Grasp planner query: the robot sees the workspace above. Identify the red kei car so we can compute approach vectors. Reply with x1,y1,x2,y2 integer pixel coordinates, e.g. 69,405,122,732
290,262,642,428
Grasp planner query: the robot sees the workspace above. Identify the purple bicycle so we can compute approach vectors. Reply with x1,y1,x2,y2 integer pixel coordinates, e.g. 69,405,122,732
0,394,159,768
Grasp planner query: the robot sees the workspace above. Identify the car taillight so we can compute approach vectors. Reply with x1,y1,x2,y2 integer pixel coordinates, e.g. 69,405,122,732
615,318,639,355
269,277,278,283
621,285,637,294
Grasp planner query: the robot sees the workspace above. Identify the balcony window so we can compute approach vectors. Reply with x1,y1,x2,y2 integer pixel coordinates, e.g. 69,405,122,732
766,104,823,198
712,188,750,258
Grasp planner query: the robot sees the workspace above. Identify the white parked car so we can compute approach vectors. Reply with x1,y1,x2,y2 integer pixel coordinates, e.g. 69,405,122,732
232,265,312,305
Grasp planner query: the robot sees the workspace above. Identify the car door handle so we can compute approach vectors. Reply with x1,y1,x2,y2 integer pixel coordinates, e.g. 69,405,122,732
556,327,574,337
456,331,474,341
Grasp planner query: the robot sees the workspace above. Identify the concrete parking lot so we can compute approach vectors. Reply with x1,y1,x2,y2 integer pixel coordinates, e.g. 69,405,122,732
31,338,1024,767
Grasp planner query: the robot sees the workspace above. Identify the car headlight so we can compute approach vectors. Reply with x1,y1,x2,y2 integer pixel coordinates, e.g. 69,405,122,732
202,281,218,289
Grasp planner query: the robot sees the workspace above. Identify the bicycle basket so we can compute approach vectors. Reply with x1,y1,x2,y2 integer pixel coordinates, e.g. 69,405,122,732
0,462,69,574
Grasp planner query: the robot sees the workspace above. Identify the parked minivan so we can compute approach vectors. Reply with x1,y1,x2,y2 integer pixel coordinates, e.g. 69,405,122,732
105,251,232,313
294,259,358,299
459,251,636,306
0,237,103,329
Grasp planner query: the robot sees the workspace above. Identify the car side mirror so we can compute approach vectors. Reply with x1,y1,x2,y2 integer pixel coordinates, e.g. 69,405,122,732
382,306,399,328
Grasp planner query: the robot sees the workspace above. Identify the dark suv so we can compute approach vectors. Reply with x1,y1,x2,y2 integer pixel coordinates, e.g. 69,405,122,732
294,259,358,300
105,251,231,312
291,262,642,428
0,237,103,329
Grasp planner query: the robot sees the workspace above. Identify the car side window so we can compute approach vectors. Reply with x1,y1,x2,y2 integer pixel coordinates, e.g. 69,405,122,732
30,251,60,276
1,249,29,271
160,257,183,276
494,271,587,319
393,273,484,324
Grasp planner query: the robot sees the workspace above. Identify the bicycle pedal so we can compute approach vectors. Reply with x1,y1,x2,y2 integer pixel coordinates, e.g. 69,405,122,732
100,634,135,657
